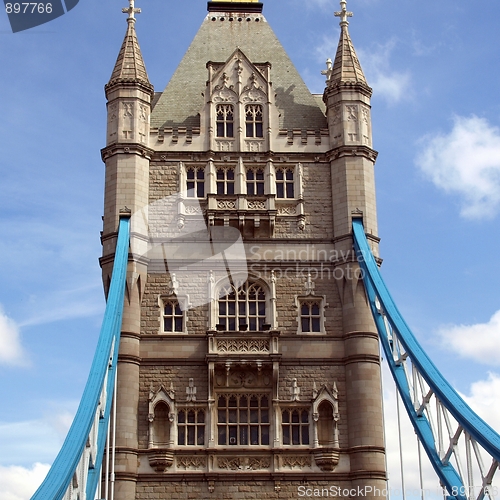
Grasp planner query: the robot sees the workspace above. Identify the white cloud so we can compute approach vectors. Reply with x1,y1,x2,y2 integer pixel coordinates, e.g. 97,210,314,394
416,116,500,219
462,372,500,431
314,36,412,105
357,40,412,105
0,463,50,500
0,307,27,367
438,310,500,366
383,364,500,498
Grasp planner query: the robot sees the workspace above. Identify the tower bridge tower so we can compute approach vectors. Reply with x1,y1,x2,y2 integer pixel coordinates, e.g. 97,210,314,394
101,0,386,497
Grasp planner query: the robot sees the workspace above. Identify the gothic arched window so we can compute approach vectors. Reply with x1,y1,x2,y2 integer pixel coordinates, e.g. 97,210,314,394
163,300,184,333
245,104,263,138
218,282,266,331
177,409,205,446
217,394,270,446
186,166,205,198
246,168,265,196
216,104,234,138
217,168,235,195
282,409,310,445
276,168,295,198
300,302,321,333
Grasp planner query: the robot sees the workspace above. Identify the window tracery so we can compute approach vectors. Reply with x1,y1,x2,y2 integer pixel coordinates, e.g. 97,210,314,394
282,409,310,446
276,168,295,199
218,282,266,331
216,104,234,138
186,166,205,198
245,104,263,138
177,409,205,446
217,394,270,446
246,168,265,196
216,168,235,195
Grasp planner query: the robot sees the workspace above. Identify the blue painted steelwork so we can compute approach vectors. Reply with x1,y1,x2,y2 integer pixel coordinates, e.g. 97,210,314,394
31,217,130,500
352,218,500,500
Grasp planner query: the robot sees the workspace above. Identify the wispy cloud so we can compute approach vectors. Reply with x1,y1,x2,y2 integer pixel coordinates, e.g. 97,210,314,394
462,372,500,431
19,284,104,328
0,463,50,500
416,116,500,219
357,39,412,105
0,403,76,468
438,310,500,366
314,36,412,105
0,307,27,367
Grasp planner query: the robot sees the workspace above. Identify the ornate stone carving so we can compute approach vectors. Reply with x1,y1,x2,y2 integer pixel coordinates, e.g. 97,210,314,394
148,450,174,473
213,88,237,103
216,140,234,152
177,456,206,469
123,102,134,117
282,455,312,469
247,200,266,210
277,205,297,216
218,456,271,470
185,205,203,215
313,448,340,472
216,338,270,353
246,140,263,152
361,106,369,123
217,200,237,210
346,105,358,121
218,457,242,470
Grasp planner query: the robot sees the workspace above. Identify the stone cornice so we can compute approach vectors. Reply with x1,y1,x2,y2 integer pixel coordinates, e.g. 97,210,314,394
323,80,373,100
327,145,378,162
101,143,155,162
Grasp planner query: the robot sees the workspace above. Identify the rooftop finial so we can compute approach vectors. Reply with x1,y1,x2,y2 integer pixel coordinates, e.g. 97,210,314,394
122,0,141,23
334,0,353,28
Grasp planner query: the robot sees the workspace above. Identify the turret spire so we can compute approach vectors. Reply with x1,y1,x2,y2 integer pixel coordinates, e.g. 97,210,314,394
106,0,153,96
325,0,368,87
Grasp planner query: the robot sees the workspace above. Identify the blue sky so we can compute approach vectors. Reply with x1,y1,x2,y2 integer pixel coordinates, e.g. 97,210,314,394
1,0,500,497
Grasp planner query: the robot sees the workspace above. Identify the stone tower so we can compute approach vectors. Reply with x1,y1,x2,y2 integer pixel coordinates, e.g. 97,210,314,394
101,0,386,497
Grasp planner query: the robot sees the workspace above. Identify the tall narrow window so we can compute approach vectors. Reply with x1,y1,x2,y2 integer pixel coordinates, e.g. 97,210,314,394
217,168,235,195
282,409,309,445
217,395,270,446
218,282,266,331
276,168,294,198
186,167,205,198
163,300,184,333
300,302,321,333
178,409,205,446
216,104,234,138
245,104,263,138
247,169,265,196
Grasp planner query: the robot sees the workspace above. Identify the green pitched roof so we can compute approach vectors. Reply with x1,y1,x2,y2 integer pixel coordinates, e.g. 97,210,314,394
151,14,326,131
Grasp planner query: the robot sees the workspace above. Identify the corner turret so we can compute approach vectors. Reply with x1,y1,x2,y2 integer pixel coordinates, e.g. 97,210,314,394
324,0,378,239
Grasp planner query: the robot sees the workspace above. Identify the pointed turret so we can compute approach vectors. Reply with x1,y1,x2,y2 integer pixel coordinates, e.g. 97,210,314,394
100,4,153,500
105,1,153,96
324,4,384,494
324,0,378,239
330,14,368,86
